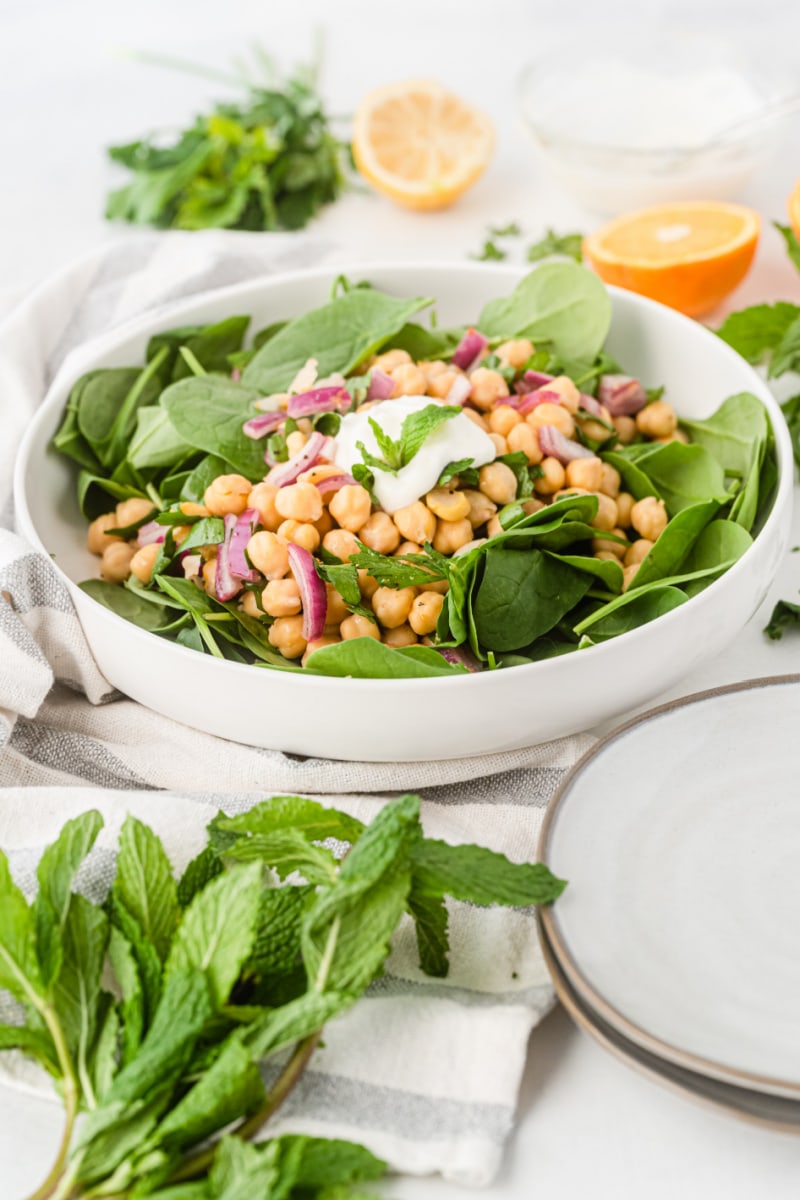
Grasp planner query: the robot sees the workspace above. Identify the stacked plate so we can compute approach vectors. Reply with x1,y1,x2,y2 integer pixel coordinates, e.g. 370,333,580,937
538,675,800,1131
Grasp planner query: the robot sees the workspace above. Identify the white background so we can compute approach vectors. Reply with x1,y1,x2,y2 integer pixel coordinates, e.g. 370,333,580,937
3,0,800,1196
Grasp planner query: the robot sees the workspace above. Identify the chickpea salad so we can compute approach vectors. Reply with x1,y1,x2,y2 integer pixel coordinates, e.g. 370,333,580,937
54,263,777,678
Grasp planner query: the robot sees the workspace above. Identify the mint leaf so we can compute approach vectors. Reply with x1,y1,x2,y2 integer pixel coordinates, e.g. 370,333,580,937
437,457,477,487
769,313,800,378
165,863,262,1008
52,894,109,1098
764,598,800,640
0,1024,58,1074
34,810,104,988
114,815,179,962
215,796,365,845
177,846,224,909
471,239,506,262
774,221,800,274
488,221,522,237
108,893,163,1028
356,438,397,476
89,998,120,1102
368,416,403,470
0,851,42,1005
274,1135,387,1190
716,302,800,363
223,830,338,885
242,990,352,1060
527,228,583,263
248,886,311,978
208,1136,280,1199
406,887,450,978
412,839,567,906
781,393,800,468
153,1037,265,1154
108,927,144,1065
399,404,461,463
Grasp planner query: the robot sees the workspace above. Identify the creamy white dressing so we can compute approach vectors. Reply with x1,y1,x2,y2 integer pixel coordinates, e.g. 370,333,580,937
333,395,496,513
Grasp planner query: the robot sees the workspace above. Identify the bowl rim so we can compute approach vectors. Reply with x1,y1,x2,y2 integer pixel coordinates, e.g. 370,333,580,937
13,258,794,694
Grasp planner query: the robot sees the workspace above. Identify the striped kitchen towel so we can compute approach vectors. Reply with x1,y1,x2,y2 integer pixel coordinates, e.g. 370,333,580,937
0,233,594,1185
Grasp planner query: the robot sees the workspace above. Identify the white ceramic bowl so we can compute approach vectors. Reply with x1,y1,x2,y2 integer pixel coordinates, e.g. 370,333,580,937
14,263,793,762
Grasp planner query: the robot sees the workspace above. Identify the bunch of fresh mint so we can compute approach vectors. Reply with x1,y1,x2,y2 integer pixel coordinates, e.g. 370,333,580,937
0,793,564,1200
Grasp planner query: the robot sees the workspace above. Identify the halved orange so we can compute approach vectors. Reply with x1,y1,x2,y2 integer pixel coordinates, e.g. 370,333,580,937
352,80,494,211
789,179,800,243
583,202,761,317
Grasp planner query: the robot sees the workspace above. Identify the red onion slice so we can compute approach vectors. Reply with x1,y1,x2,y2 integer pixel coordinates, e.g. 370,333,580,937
229,508,261,582
287,543,327,642
518,387,563,415
452,328,488,372
367,369,395,401
243,410,286,439
597,374,647,416
577,393,606,418
136,521,166,547
537,424,596,464
515,369,555,394
287,386,352,419
444,374,472,405
265,431,328,485
436,645,482,672
316,473,357,495
215,516,242,602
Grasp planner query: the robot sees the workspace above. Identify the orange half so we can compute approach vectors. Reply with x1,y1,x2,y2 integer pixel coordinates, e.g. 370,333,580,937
352,80,494,211
583,201,761,317
789,179,800,244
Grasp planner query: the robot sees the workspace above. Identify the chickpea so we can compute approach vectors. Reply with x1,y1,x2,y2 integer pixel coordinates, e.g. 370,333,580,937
656,429,689,444
429,369,461,400
302,635,341,667
599,463,621,498
507,421,543,465
325,583,350,625
179,502,210,518
420,360,448,384
274,482,323,524
479,462,518,505
383,623,418,647
544,375,582,414
373,348,411,372
486,515,503,538
241,590,265,619
340,613,381,642
636,400,678,440
329,484,372,533
565,456,604,492
592,531,628,560
624,538,653,567
358,512,401,554
395,540,423,556
463,489,497,528
314,508,334,537
489,405,523,437
393,500,436,545
373,585,416,629
87,512,122,555
613,415,637,444
204,474,252,517
268,615,307,660
590,493,619,532
408,591,444,636
433,518,474,556
630,497,668,541
248,483,282,532
468,367,510,411
488,433,508,456
116,496,156,528
390,363,427,397
299,463,343,487
246,531,289,580
462,406,489,431
578,415,614,443
616,491,635,528
182,554,203,581
323,529,360,562
425,578,450,595
129,542,160,584
595,550,620,563
296,418,313,435
534,457,566,496
202,558,217,594
357,569,380,600
554,487,589,502
529,403,575,440
622,563,641,592
286,430,308,458
521,498,546,515
496,338,535,369
426,488,471,522
277,520,320,552
172,525,191,547
262,578,302,617
100,541,135,583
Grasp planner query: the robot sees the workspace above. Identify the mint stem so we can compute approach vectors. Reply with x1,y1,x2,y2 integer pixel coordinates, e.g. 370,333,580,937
23,1007,79,1200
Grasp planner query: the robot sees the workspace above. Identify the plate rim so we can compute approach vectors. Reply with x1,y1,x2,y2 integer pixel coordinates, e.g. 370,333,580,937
538,673,800,1097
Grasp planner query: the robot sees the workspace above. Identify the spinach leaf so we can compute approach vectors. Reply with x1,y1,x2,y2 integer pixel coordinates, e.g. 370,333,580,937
75,368,142,460
128,407,196,471
77,472,148,520
471,547,593,652
680,393,769,531
147,316,250,381
304,639,468,678
160,376,268,480
611,441,728,515
242,290,433,393
632,499,720,588
180,454,231,504
477,262,611,374
386,322,465,360
79,580,178,632
574,585,689,641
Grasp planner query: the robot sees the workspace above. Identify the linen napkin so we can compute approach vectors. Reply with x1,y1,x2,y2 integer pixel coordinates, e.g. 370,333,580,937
0,232,594,1186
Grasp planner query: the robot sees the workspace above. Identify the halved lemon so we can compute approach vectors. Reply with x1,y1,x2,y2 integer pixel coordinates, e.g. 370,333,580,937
583,201,761,317
352,80,494,211
788,179,800,244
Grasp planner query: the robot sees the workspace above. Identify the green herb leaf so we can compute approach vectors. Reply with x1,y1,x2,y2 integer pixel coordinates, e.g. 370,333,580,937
716,301,800,363
764,598,800,640
526,228,584,263
774,221,800,274
0,852,42,1005
34,810,104,989
412,839,567,907
471,239,506,262
114,815,179,963
488,221,522,237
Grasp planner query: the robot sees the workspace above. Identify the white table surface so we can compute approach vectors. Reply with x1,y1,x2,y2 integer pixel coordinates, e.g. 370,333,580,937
3,1,800,1196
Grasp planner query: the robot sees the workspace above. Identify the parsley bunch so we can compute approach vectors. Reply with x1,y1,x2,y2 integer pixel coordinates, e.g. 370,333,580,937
0,795,564,1199
106,57,348,232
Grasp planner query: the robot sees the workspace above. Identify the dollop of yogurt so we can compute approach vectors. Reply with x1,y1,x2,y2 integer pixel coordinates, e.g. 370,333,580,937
333,395,496,513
